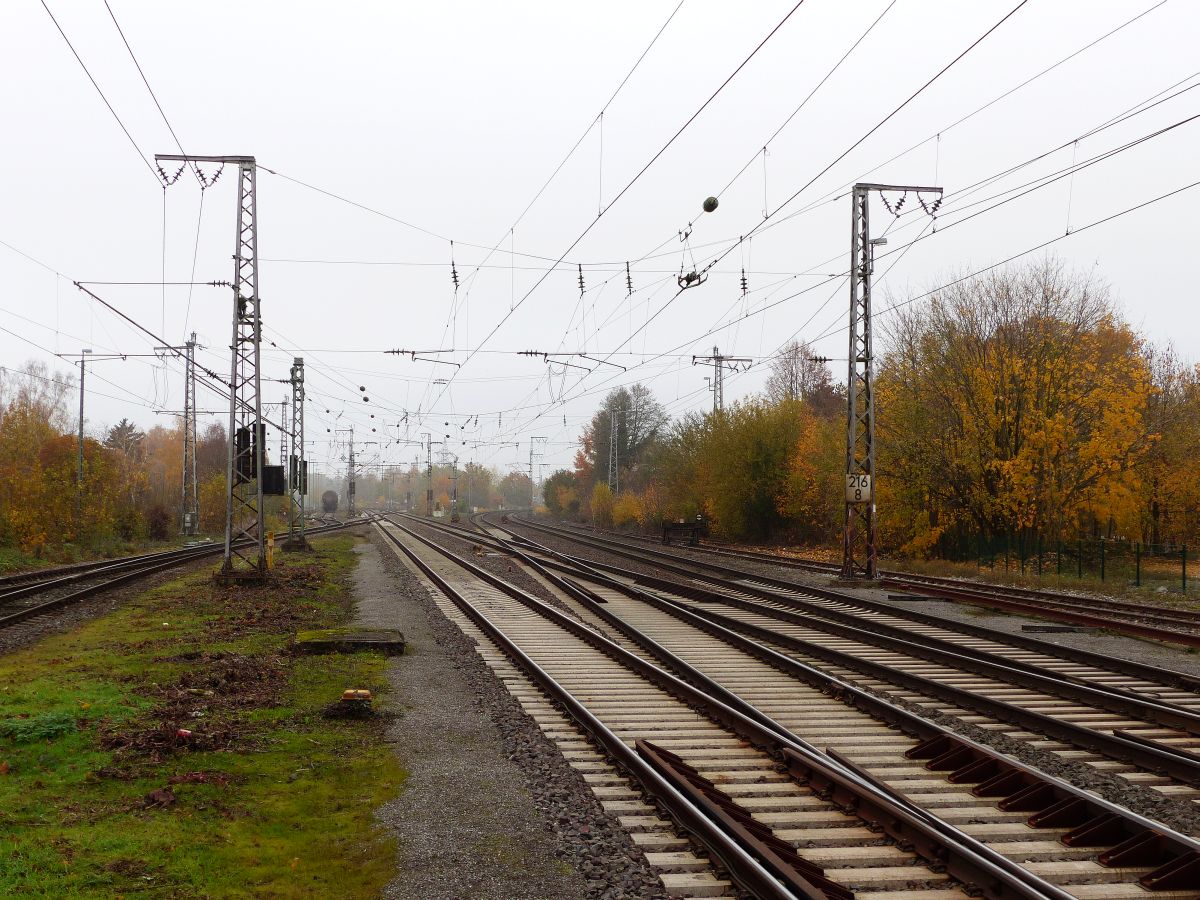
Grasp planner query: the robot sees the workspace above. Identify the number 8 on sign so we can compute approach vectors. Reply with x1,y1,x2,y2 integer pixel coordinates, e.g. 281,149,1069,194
846,474,871,503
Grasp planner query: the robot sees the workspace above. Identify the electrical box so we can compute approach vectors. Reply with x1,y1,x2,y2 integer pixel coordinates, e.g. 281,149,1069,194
263,464,287,496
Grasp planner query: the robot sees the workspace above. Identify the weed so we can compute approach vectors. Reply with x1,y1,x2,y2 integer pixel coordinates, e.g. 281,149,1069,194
0,534,404,897
0,711,77,744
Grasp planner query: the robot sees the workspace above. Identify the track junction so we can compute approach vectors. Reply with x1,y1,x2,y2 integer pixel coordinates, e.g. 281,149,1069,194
367,511,1200,900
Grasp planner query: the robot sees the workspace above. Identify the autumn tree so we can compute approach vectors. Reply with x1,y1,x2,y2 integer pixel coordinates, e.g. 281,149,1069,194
498,471,533,508
104,418,145,456
578,384,668,493
876,258,1153,556
1136,346,1200,545
542,469,580,518
764,340,843,418
461,462,495,510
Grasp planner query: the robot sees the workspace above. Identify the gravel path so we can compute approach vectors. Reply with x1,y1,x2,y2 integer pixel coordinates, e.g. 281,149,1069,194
357,532,668,900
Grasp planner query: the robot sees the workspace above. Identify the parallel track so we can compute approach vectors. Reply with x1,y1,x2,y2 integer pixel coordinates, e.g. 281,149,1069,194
0,519,367,631
376,513,1200,898
497,516,1200,802
555,522,1200,646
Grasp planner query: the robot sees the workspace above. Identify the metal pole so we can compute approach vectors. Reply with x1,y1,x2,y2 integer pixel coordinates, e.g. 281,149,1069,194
1135,542,1141,587
182,334,199,535
1183,544,1188,593
76,349,91,529
425,434,434,516
347,424,356,517
713,345,721,413
289,356,307,548
608,410,617,492
841,184,939,580
1100,539,1106,581
200,157,266,581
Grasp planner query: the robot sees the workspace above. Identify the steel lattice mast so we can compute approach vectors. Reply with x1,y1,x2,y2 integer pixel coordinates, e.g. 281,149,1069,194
287,356,308,548
159,154,266,580
692,346,753,413
181,333,199,534
842,183,941,580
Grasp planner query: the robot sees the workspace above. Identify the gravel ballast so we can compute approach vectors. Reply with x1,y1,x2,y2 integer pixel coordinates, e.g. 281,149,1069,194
502,520,1200,839
356,532,668,900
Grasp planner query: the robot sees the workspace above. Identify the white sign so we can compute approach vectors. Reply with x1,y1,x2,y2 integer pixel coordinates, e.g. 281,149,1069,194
846,473,872,503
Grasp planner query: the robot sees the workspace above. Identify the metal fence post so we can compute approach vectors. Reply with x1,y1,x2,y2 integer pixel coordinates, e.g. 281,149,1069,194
1057,540,1062,577
1077,540,1083,579
1135,542,1140,587
1100,539,1105,582
1037,535,1042,577
1183,545,1188,593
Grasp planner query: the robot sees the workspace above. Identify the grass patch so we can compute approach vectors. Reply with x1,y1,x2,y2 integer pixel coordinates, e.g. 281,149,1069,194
0,534,404,897
0,537,189,576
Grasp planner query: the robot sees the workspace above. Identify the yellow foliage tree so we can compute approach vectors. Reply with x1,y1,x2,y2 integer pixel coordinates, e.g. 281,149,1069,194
612,491,642,529
591,482,614,528
877,259,1153,556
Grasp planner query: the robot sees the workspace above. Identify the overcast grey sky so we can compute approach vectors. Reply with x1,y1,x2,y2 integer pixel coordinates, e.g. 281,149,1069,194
2,0,1197,480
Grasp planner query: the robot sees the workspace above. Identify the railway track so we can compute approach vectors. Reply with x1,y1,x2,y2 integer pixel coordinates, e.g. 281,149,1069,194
552,522,1200,647
494,517,1200,804
376,513,1200,898
0,519,366,631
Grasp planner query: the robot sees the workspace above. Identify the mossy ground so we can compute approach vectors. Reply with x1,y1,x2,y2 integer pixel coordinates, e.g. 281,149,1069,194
0,534,404,898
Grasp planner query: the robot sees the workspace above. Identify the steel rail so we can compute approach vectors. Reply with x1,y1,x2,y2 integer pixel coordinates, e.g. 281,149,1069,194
564,521,1200,641
387,516,1072,899
514,518,1200,691
0,514,345,588
485,518,1200,732
375,521,804,900
0,520,369,630
506,522,1200,787
472,514,1200,894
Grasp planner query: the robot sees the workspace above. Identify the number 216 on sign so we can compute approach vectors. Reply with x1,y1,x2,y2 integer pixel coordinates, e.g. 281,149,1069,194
846,474,871,503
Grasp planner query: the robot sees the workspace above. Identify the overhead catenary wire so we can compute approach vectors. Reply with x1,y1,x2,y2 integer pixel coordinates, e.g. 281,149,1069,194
38,0,158,182
484,163,1200,453
425,0,811,415
511,0,1032,425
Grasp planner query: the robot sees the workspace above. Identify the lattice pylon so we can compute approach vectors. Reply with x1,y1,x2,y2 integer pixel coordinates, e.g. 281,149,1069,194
842,186,876,579
181,333,199,535
220,161,266,579
286,356,308,549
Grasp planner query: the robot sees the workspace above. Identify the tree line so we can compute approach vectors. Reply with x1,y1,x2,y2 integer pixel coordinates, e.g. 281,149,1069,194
543,258,1200,557
0,361,538,562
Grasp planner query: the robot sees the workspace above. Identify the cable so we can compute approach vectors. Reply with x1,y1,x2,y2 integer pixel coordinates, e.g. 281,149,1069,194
677,0,1173,268
102,0,193,166
38,0,157,181
716,0,897,200
183,188,205,335
428,0,811,410
710,0,1032,277
480,164,1200,449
